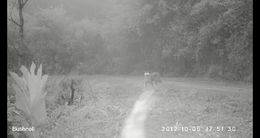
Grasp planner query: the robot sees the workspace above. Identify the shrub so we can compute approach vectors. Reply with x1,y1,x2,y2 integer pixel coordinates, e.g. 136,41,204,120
9,62,49,137
58,77,84,106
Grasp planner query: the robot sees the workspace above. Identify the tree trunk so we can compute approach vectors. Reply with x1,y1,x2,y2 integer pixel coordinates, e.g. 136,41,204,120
9,0,32,68
17,0,25,45
69,80,75,105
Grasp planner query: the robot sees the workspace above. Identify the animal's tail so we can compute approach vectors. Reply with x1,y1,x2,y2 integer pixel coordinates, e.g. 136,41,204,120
121,89,156,138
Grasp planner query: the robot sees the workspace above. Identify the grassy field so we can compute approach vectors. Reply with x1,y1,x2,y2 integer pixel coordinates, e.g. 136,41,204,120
9,75,253,138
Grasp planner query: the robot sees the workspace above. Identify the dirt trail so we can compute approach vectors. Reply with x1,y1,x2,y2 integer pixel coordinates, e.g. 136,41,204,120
122,77,252,138
43,76,252,138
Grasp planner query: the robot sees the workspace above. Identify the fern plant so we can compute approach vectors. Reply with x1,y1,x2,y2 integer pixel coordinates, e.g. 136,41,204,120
9,62,48,138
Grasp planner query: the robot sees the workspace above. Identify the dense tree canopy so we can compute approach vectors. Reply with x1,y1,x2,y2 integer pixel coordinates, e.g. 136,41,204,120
8,0,252,81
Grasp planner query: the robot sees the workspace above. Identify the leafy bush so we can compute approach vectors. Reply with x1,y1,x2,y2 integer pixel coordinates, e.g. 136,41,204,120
57,77,84,106
9,62,49,137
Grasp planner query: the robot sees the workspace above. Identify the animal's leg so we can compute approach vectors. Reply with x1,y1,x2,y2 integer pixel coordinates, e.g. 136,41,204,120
144,81,148,88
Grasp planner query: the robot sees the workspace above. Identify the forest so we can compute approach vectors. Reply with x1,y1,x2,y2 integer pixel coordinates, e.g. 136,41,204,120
7,0,253,138
8,0,253,81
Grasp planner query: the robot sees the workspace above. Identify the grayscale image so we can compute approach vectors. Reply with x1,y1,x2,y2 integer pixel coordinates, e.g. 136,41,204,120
7,0,252,138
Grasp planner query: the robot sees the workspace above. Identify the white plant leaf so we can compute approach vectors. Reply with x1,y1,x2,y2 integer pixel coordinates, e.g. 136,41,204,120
10,63,49,127
41,75,48,90
20,65,30,84
30,62,36,75
31,94,47,124
37,64,42,79
9,72,29,97
12,83,31,116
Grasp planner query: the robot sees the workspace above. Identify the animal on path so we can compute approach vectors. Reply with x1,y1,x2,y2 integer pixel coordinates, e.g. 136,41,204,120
144,72,162,87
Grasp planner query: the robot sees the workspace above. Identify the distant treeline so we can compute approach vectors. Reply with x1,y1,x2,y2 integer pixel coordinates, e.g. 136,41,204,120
8,0,252,81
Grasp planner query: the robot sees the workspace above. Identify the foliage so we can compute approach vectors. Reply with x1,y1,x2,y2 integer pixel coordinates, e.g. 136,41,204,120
9,62,49,137
8,0,252,81
58,77,84,105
